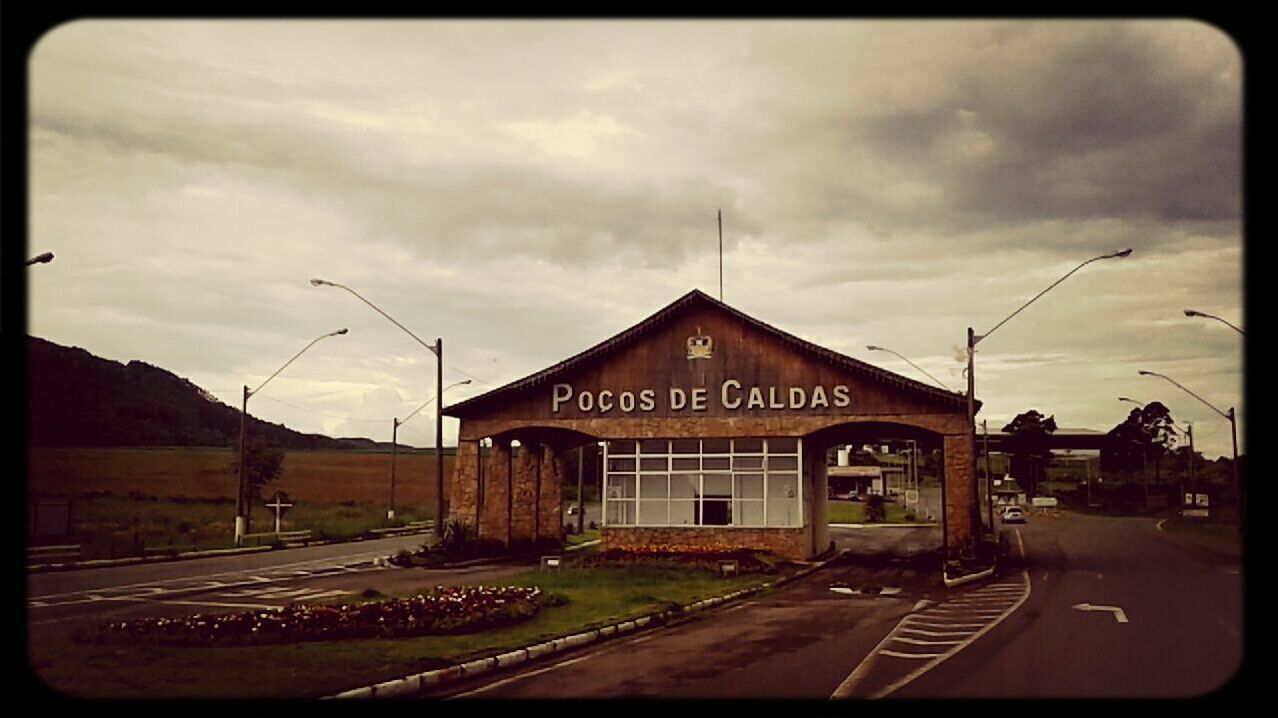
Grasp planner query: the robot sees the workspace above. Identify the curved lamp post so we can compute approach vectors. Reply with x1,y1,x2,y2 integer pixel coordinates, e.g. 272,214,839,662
964,249,1131,553
866,345,954,392
311,277,448,538
1138,370,1240,532
389,379,472,521
26,252,55,266
1184,309,1244,337
236,327,348,545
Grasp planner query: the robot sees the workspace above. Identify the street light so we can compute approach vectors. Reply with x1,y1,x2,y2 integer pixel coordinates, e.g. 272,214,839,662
1184,309,1245,337
866,345,954,392
26,252,55,266
965,249,1131,554
311,277,448,539
235,327,348,545
1138,370,1241,532
389,379,472,521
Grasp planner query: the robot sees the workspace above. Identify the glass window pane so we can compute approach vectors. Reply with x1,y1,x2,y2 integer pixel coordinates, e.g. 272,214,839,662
734,473,764,498
640,457,668,472
638,500,668,526
702,457,730,470
606,474,636,499
672,457,700,471
702,500,732,526
768,474,798,499
607,440,636,455
765,498,799,527
639,439,668,454
703,474,732,497
605,500,635,525
734,500,764,526
767,456,798,471
671,439,700,454
670,474,699,499
639,474,669,499
702,438,731,454
732,455,763,469
768,438,798,454
734,438,764,453
607,457,636,472
669,500,697,526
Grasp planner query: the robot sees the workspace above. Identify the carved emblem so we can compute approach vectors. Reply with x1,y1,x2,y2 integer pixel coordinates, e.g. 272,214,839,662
687,327,713,360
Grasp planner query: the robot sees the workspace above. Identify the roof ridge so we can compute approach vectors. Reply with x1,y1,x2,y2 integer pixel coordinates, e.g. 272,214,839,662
446,290,969,416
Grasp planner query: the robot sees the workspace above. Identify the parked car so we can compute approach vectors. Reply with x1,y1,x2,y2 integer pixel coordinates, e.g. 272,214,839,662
1000,506,1026,524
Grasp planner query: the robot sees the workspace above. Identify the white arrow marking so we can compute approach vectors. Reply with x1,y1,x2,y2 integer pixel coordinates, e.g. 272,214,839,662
1073,603,1129,623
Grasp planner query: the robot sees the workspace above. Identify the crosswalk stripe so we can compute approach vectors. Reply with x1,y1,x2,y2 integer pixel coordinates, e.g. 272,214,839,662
890,636,964,646
898,627,974,637
879,650,945,659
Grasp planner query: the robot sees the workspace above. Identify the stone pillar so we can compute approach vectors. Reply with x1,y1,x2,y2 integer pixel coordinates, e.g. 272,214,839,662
943,433,980,559
446,439,480,530
539,443,566,542
510,441,541,542
480,439,512,544
810,446,829,557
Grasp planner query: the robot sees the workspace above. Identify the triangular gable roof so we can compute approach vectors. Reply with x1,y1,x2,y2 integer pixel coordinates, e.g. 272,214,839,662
445,289,973,418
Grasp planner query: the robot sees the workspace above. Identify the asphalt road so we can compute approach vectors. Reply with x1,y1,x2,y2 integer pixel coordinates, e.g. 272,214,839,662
27,533,436,631
868,512,1244,698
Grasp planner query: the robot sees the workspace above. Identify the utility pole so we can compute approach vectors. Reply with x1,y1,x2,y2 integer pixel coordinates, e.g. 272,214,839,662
435,337,444,539
718,209,724,302
983,420,992,532
389,417,400,521
577,446,586,534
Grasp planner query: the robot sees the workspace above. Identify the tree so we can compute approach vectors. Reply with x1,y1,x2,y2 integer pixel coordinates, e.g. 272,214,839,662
236,439,285,533
1002,410,1057,496
1102,403,1178,487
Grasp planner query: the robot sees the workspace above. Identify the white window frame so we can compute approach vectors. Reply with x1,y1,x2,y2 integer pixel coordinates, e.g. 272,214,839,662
601,437,804,529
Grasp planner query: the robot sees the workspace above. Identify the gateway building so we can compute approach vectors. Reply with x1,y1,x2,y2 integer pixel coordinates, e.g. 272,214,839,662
444,289,981,561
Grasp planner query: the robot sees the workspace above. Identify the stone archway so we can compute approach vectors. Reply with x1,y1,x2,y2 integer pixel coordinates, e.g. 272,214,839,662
448,427,597,546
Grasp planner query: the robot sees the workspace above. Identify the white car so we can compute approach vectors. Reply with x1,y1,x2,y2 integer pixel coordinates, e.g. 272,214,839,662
1000,506,1026,524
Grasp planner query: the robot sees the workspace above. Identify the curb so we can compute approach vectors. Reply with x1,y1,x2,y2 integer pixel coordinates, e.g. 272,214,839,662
327,549,847,699
27,528,437,573
942,564,995,588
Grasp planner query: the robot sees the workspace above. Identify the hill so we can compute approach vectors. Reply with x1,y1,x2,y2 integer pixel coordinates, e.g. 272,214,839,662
26,336,401,450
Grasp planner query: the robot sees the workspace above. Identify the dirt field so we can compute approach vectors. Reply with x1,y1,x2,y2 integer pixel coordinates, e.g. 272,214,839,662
28,446,455,505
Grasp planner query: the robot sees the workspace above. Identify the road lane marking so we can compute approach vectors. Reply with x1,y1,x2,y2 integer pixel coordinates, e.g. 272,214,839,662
898,628,975,637
1157,519,1167,531
900,620,988,629
161,599,282,610
448,651,596,697
889,636,964,646
834,567,1033,699
1072,603,1129,623
879,650,944,659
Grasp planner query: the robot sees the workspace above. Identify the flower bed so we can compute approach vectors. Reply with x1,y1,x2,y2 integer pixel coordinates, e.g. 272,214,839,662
79,585,558,647
577,547,783,574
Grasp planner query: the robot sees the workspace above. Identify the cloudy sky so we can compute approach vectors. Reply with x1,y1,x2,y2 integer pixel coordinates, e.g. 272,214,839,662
27,19,1243,459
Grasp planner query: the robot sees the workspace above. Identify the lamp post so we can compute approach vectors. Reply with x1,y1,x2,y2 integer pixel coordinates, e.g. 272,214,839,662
26,252,54,266
965,249,1131,554
1184,309,1245,337
866,345,954,392
235,327,348,545
1138,370,1241,532
389,379,472,522
311,278,448,539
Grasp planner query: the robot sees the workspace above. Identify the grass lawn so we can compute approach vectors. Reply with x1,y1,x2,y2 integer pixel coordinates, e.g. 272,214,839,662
29,562,773,699
826,500,922,524
565,528,601,546
60,495,434,559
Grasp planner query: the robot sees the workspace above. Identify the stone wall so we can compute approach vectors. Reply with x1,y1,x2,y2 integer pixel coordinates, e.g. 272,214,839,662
602,526,809,562
943,432,980,559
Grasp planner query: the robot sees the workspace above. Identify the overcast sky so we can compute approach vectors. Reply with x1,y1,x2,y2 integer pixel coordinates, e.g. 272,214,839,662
27,19,1244,459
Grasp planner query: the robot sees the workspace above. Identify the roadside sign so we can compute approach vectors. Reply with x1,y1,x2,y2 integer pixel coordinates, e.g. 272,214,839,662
1195,493,1210,507
1183,508,1209,518
904,489,919,508
1031,497,1058,508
